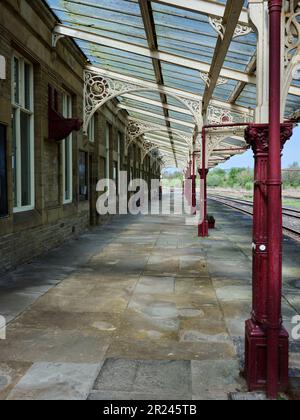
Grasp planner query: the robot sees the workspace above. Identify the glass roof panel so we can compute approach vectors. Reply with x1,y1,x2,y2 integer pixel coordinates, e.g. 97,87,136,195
213,80,240,102
223,33,257,72
120,97,165,116
285,94,300,117
76,39,157,82
220,138,246,147
168,111,194,124
169,122,193,135
152,2,218,65
43,0,300,168
47,0,148,46
235,83,257,108
161,63,205,96
127,112,166,126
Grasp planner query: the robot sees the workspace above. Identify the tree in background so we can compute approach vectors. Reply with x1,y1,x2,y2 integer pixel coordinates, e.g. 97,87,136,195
282,162,300,188
207,167,253,190
207,169,226,187
161,170,183,188
161,163,300,190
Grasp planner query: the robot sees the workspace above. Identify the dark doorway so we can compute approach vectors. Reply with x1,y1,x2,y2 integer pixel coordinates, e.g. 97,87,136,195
0,124,8,218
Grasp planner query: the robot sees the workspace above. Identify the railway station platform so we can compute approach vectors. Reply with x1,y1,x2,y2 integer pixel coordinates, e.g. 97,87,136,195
0,198,299,400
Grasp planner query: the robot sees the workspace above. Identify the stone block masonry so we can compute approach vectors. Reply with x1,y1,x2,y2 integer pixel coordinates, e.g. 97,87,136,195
0,212,89,274
0,0,160,275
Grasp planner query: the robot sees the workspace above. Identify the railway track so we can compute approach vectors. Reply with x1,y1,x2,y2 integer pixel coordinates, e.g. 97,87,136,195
209,194,300,240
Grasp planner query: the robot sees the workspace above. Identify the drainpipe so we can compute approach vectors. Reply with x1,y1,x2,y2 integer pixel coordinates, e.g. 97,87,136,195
198,122,250,237
267,0,284,399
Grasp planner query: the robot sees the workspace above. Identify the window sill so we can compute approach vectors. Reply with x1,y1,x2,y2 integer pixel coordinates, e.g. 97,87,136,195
13,208,42,229
13,206,35,214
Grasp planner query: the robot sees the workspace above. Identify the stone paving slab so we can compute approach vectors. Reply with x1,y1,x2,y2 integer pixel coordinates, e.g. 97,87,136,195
0,327,110,364
191,359,245,400
7,362,102,400
207,201,300,399
106,338,236,362
90,359,191,400
0,362,32,400
0,200,300,399
229,392,268,401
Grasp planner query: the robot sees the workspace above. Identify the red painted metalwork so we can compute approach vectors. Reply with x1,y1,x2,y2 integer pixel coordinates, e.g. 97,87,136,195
191,137,197,215
198,127,209,237
188,158,193,207
244,123,292,393
184,160,192,206
212,147,249,153
198,122,249,237
266,0,292,398
48,85,82,142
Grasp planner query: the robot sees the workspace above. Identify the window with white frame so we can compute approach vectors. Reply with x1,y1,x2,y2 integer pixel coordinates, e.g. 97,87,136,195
88,114,95,143
62,93,73,204
117,132,121,194
12,54,34,213
105,123,111,180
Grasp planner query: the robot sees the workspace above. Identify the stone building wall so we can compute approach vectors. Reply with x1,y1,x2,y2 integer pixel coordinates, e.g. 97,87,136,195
0,0,160,274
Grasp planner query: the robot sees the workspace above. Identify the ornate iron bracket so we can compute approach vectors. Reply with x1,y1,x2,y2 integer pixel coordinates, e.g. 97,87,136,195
125,118,193,151
283,1,300,109
209,16,253,40
84,70,203,134
207,106,253,125
199,72,228,88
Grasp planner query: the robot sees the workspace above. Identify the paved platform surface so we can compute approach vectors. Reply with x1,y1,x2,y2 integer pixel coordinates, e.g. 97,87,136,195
0,198,299,400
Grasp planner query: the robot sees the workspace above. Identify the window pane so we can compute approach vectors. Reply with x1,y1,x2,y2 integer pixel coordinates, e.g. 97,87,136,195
62,93,73,203
88,116,95,142
13,57,20,104
20,111,31,207
0,124,8,217
12,109,18,207
65,138,71,201
79,151,88,200
106,124,110,179
24,63,31,110
67,96,72,118
113,162,117,181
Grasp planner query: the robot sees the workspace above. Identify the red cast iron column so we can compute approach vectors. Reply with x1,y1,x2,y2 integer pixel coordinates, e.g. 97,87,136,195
184,162,191,205
267,0,286,398
198,128,208,237
244,124,292,392
191,148,197,215
188,156,193,206
246,125,269,328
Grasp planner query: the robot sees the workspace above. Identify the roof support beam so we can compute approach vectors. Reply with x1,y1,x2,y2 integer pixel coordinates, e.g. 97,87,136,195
229,56,257,104
87,66,254,116
145,132,188,145
128,118,192,140
123,93,192,116
202,0,244,113
138,0,177,164
149,0,249,25
144,135,189,149
117,104,194,128
53,25,255,84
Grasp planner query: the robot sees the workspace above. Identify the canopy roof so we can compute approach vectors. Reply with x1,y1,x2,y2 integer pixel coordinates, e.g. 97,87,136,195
45,0,300,169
